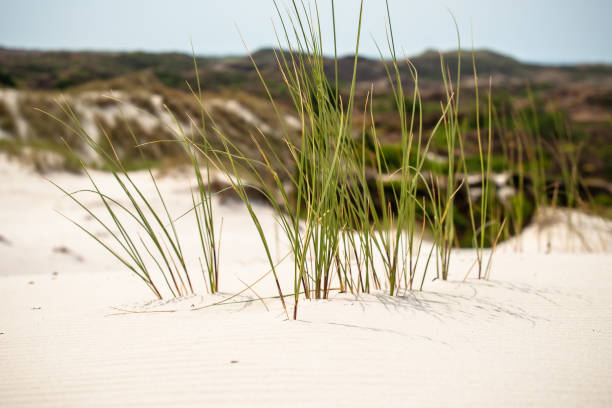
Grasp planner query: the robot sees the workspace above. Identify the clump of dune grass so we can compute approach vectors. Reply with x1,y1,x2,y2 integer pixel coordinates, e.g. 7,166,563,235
181,0,366,318
43,97,221,298
48,0,520,317
184,0,499,318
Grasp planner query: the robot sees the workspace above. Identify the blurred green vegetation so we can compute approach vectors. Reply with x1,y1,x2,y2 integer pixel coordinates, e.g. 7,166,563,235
0,47,609,246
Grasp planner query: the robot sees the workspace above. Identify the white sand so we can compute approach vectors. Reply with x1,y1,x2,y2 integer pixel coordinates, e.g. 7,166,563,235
1,154,612,407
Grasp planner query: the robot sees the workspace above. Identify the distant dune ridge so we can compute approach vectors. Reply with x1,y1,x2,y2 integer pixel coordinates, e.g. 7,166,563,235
1,46,611,90
0,47,610,181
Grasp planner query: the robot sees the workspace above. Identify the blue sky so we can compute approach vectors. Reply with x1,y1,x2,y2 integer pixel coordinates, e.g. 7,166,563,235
1,0,610,64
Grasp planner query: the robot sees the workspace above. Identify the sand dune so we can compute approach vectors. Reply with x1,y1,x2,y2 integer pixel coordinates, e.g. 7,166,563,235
1,154,611,407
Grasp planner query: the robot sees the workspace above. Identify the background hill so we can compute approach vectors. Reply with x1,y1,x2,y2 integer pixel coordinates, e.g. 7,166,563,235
2,47,612,91
0,46,610,196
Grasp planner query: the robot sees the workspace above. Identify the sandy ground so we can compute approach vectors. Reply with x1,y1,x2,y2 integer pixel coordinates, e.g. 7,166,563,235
1,155,612,407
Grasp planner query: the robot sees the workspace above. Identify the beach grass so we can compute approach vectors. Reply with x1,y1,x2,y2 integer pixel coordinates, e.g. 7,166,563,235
42,0,599,318
42,98,221,299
